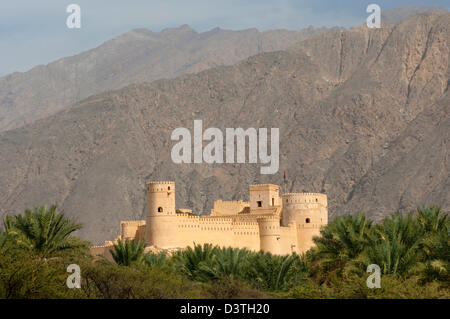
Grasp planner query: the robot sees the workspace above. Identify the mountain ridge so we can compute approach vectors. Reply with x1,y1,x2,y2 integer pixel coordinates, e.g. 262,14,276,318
2,5,447,133
1,13,448,244
0,24,335,132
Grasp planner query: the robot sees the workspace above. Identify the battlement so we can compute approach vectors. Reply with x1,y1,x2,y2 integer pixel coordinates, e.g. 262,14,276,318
282,192,327,198
147,181,175,193
93,181,328,257
177,214,201,220
214,200,249,205
297,223,323,229
146,181,175,185
282,193,328,207
250,184,279,188
257,215,281,221
199,216,233,223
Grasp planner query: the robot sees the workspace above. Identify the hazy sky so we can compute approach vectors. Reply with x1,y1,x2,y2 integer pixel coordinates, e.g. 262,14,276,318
1,0,449,76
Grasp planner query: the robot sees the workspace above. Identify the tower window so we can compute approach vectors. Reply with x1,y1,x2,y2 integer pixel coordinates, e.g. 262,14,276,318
257,201,262,207
272,198,275,206
305,218,310,223
168,186,170,190
158,207,163,213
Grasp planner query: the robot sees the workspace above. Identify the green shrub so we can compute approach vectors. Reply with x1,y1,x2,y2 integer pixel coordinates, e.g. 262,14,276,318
81,260,203,298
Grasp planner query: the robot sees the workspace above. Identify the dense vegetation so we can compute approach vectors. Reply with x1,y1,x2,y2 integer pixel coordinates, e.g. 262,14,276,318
0,205,448,298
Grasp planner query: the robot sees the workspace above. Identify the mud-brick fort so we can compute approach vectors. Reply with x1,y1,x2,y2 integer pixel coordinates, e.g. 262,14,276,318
91,181,328,258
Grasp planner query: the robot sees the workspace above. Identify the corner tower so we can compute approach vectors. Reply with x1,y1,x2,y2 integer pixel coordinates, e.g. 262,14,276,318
281,193,328,253
145,181,177,248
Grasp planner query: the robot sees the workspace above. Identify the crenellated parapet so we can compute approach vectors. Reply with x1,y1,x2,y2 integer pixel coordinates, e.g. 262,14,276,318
92,181,329,258
146,181,175,193
281,192,328,227
282,193,328,207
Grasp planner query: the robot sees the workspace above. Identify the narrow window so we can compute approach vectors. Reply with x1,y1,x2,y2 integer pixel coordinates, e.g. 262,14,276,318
257,201,262,207
272,198,275,206
158,207,163,213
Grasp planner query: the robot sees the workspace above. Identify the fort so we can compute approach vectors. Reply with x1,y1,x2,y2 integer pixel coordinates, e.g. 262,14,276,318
90,181,328,259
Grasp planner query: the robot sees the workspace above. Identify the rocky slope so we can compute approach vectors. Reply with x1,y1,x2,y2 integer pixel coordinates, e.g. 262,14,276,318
0,13,448,244
382,5,448,24
0,25,333,132
1,6,446,133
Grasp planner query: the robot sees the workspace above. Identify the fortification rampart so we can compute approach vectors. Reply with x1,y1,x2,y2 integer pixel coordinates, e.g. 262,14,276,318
121,220,146,240
211,200,249,216
91,181,328,258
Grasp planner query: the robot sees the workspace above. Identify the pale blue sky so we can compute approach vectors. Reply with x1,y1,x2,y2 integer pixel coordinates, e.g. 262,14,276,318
1,0,449,76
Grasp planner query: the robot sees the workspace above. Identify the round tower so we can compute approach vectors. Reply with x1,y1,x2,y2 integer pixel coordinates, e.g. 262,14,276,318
281,193,328,253
257,216,281,254
145,181,178,248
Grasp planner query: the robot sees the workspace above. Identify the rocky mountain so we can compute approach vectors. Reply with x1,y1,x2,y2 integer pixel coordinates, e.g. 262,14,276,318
0,13,449,244
382,5,448,24
0,25,333,132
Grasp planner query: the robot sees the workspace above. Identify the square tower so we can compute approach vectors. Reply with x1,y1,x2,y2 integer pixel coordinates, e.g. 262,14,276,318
249,184,281,211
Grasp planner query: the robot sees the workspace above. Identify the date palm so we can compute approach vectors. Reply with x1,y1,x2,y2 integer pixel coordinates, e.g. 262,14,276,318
360,213,423,275
3,205,87,256
310,213,372,281
420,230,450,284
246,252,304,291
144,251,169,267
110,238,145,266
418,208,449,284
417,206,448,234
197,246,250,281
172,243,218,280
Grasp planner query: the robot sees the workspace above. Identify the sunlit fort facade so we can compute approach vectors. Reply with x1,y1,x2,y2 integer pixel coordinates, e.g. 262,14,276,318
91,181,328,258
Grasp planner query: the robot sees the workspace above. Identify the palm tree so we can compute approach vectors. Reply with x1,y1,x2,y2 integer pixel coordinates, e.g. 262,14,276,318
417,206,448,234
419,215,449,284
360,213,423,275
246,252,304,291
0,231,8,250
310,213,372,281
144,251,169,267
172,243,218,280
3,205,87,256
110,238,146,266
197,246,250,281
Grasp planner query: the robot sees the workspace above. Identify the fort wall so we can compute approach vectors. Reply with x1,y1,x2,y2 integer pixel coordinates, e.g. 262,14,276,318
90,181,328,258
121,220,146,240
232,219,260,251
211,200,249,216
296,223,322,253
279,222,298,255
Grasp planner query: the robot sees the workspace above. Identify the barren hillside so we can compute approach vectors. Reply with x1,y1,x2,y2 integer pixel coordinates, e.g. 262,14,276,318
0,13,448,244
0,25,332,132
